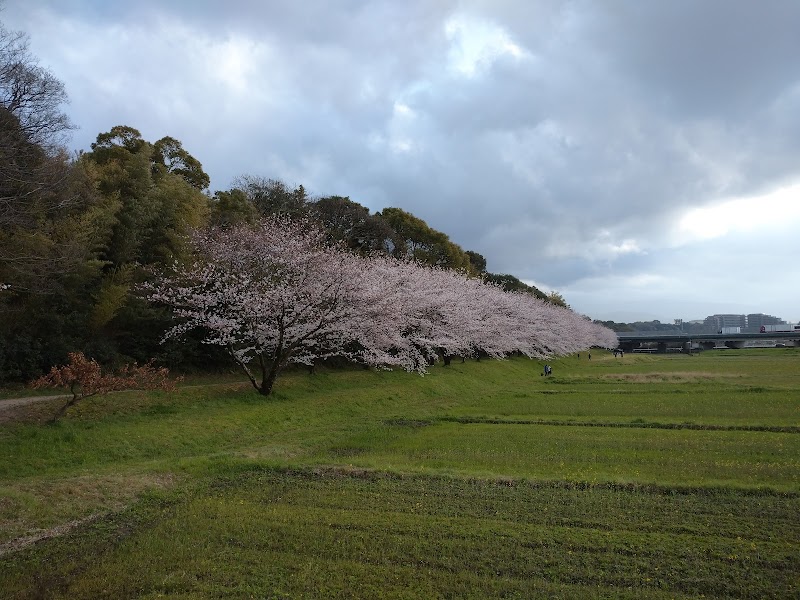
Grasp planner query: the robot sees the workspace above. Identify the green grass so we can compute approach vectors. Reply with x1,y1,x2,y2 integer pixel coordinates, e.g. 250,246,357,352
340,422,800,490
1,349,799,598
6,468,798,599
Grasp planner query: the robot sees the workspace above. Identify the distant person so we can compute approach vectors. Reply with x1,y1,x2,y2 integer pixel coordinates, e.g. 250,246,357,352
588,352,591,360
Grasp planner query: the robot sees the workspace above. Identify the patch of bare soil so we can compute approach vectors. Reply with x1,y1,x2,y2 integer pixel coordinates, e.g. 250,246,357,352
0,472,179,556
0,513,106,557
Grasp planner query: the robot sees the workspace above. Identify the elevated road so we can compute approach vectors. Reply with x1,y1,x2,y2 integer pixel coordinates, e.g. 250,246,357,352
616,331,800,352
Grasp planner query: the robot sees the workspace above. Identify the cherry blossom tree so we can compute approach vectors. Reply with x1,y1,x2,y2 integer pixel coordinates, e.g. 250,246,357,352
350,255,617,368
149,217,379,395
148,217,617,396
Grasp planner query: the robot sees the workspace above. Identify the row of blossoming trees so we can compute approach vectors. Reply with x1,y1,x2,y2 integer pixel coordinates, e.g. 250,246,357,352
148,217,617,396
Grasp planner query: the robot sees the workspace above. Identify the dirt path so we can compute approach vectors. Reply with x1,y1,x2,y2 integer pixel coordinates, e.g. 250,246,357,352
0,394,69,412
0,381,249,415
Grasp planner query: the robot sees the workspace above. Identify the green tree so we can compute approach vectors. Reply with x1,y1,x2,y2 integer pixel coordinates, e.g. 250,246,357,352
86,125,210,268
209,188,258,229
91,124,146,158
0,19,219,380
379,207,473,272
80,126,212,366
0,26,90,381
152,135,210,190
484,273,547,299
0,112,111,381
234,175,308,218
546,290,569,308
466,250,487,274
140,170,209,265
310,195,401,254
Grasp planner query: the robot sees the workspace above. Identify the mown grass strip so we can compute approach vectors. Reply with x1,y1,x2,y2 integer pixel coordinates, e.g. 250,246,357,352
3,466,796,599
349,422,800,492
437,416,800,433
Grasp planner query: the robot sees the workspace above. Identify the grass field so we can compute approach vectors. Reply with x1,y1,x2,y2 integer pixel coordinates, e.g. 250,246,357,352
1,349,798,598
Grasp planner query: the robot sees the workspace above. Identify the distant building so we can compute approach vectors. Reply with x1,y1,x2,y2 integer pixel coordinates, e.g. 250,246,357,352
704,314,747,332
746,313,784,332
701,313,786,333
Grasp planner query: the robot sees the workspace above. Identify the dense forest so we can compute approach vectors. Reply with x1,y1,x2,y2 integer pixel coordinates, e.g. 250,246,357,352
0,19,606,385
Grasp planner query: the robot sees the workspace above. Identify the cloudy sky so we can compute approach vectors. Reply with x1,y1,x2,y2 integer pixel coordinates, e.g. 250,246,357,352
4,1,800,323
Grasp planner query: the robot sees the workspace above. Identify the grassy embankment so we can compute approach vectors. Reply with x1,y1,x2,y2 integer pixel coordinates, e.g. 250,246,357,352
1,349,798,598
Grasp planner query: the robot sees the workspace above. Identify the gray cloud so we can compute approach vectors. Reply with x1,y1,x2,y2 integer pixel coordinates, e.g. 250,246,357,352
3,0,799,322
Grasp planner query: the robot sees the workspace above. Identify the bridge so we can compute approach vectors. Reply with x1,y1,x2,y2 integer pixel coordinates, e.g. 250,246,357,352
616,331,800,353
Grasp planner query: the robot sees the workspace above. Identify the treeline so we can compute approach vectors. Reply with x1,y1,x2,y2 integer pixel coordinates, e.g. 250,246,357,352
594,320,715,334
0,19,578,383
594,321,680,333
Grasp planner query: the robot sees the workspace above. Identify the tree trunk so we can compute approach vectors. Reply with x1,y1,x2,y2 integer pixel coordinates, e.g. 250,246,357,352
259,370,277,396
258,355,283,396
50,394,81,422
